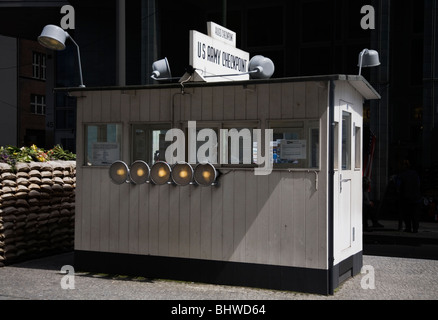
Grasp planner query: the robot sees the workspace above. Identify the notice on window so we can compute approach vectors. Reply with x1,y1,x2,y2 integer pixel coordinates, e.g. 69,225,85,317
280,140,307,160
92,143,120,165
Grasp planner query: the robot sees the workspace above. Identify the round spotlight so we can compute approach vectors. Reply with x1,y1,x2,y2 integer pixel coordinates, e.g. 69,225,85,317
130,161,150,185
150,161,172,185
38,24,68,51
194,163,218,187
172,162,194,186
109,161,129,185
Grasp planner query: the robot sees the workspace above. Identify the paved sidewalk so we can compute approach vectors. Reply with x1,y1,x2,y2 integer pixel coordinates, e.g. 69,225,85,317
0,252,437,300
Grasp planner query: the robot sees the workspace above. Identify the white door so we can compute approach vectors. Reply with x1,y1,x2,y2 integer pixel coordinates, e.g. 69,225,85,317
339,107,353,251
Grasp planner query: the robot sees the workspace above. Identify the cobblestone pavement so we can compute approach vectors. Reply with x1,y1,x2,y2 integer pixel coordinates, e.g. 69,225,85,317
0,252,437,301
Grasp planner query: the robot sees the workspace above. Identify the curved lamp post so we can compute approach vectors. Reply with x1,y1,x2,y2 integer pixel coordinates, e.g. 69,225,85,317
38,24,85,88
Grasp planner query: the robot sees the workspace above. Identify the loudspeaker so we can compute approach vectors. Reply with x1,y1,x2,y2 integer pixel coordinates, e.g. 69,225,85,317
249,55,275,79
151,57,172,80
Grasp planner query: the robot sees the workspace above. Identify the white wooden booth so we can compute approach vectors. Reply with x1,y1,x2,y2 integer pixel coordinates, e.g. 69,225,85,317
65,75,380,295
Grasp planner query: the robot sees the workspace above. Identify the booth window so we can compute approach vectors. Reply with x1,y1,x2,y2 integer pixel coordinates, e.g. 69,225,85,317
269,120,320,169
355,126,362,170
85,124,122,166
342,112,352,170
182,121,258,166
221,123,258,166
132,124,171,165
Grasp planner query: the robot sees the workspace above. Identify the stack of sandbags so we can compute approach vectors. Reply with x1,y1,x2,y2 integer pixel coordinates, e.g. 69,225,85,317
0,161,76,265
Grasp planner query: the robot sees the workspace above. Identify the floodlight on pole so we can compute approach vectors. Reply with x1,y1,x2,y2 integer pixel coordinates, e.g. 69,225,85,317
358,49,380,76
38,24,85,88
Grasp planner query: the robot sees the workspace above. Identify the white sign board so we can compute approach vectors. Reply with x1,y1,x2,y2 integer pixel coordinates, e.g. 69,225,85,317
207,22,237,47
280,140,307,160
92,143,120,166
190,30,250,82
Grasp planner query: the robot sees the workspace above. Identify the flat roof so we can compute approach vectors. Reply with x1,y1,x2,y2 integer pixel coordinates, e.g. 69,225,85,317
55,74,381,100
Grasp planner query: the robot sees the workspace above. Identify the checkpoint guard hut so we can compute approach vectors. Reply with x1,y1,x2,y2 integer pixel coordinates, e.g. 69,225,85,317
54,24,381,295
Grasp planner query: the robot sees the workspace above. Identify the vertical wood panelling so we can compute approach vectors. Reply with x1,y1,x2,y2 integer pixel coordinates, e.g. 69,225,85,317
281,83,294,118
292,172,306,266
200,187,212,260
138,184,150,255
158,182,170,256
148,184,159,255
269,84,282,120
293,82,306,118
232,171,246,262
130,90,140,122
257,84,270,121
178,186,190,257
168,187,180,257
91,91,102,123
110,91,121,122
108,174,120,253
280,173,295,266
82,92,92,123
189,185,201,258
223,86,235,121
256,175,269,264
211,184,223,261
99,169,110,252
75,80,341,271
212,86,224,121
80,169,92,250
160,89,171,122
267,173,281,265
244,172,258,263
150,89,160,122
305,82,319,119
101,91,111,123
245,88,258,120
222,172,234,260
89,169,101,251
128,184,139,254
234,87,246,120
190,87,202,121
201,87,213,121
139,90,150,122
305,175,319,268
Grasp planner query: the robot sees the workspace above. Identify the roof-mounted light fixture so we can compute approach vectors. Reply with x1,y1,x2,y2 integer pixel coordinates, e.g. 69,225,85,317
358,49,380,76
38,24,85,88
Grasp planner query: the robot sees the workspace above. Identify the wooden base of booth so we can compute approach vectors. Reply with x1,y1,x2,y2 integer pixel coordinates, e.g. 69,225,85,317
74,250,363,296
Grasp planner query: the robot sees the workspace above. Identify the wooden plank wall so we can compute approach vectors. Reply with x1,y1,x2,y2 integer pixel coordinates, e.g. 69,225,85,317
75,80,330,270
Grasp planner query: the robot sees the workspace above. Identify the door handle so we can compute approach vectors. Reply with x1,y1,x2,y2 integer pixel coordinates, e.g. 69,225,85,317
340,174,351,193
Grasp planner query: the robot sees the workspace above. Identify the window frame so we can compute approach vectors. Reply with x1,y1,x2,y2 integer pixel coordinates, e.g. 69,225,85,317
130,122,172,165
84,123,123,167
268,119,321,170
30,94,46,115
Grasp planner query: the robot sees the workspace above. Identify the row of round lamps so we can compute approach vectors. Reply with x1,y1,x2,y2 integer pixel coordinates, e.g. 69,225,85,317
109,161,218,187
